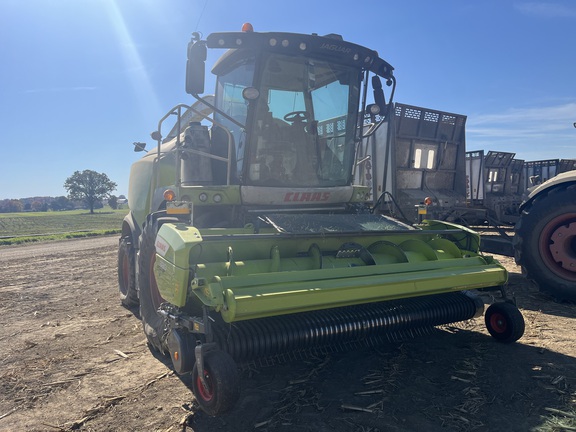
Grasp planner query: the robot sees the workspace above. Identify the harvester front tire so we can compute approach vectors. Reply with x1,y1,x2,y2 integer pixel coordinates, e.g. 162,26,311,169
118,236,139,308
192,350,240,416
514,186,576,301
138,217,177,353
484,302,525,343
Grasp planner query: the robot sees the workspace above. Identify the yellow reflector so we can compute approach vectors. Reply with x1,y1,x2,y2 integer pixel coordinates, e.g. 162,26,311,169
166,201,192,215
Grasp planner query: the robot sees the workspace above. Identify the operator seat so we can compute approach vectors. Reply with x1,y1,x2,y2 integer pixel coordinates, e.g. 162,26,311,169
287,113,318,184
249,101,284,183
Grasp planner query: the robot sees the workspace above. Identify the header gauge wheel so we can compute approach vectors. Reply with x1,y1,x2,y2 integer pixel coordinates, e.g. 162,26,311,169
192,350,240,416
485,302,525,343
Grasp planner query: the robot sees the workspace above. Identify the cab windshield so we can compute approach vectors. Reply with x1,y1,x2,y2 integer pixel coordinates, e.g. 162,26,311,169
248,53,360,187
214,52,361,187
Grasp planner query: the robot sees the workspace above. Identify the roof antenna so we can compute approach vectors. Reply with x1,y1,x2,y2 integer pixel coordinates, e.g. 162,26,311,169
194,0,208,32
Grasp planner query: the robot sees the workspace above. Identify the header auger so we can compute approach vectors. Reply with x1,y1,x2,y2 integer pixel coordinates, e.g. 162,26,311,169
118,24,524,415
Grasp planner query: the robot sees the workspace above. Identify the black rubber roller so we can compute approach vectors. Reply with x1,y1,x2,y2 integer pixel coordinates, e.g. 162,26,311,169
212,291,484,361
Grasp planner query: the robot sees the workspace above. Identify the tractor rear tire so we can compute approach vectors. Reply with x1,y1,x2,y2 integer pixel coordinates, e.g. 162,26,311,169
118,236,139,308
514,185,576,301
484,302,525,343
192,350,240,416
138,217,178,353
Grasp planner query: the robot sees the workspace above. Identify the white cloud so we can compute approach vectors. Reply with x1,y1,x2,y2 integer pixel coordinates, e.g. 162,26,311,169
466,103,576,160
24,87,97,94
468,103,576,134
515,2,576,18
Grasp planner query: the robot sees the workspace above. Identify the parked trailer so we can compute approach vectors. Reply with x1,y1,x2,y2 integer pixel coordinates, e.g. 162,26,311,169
465,150,525,226
359,106,525,228
358,103,468,224
522,158,576,190
465,153,576,228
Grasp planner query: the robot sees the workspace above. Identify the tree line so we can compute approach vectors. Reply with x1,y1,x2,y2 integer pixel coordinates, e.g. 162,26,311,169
1,170,122,214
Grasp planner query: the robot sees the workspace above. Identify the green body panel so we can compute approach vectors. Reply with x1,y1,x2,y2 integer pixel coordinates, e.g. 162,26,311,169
154,221,506,322
127,150,176,229
219,259,504,322
127,136,243,230
154,254,185,306
153,224,202,306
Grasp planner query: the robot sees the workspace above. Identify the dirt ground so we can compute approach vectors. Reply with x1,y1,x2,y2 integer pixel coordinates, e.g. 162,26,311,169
1,236,575,432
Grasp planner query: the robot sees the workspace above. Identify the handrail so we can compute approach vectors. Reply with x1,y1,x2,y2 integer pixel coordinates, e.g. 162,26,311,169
149,102,235,211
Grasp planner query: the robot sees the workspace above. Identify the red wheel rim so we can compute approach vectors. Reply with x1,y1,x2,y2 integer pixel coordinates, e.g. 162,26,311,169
196,370,214,402
149,252,165,309
489,312,507,334
538,213,576,282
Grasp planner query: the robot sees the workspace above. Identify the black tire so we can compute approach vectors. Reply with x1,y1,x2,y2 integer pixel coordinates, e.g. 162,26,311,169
514,185,576,301
138,217,178,353
118,236,139,307
192,350,240,416
484,302,525,343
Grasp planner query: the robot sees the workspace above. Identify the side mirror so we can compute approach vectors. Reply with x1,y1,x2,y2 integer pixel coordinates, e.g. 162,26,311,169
372,76,386,112
186,37,206,95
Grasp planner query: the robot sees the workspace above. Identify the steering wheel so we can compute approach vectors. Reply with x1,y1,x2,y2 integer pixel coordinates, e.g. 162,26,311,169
284,111,309,123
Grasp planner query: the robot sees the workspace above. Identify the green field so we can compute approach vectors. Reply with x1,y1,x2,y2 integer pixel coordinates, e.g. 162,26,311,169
0,208,129,245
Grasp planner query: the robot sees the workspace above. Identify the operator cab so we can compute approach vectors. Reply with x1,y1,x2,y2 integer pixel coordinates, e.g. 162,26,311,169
212,50,358,188
186,27,395,192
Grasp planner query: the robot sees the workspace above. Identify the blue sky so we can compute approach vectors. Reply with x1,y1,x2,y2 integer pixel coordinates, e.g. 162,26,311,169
1,0,574,199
